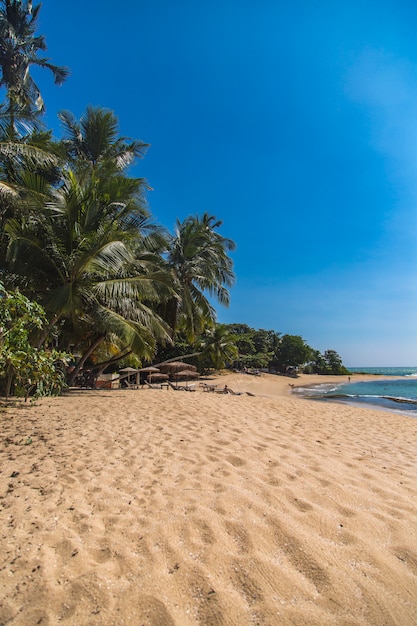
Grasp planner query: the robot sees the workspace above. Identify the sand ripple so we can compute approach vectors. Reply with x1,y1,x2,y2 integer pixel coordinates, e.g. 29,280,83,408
1,375,417,625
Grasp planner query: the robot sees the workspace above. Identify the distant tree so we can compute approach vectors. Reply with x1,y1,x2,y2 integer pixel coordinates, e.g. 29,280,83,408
306,348,349,375
166,213,235,340
224,324,280,370
251,329,271,353
198,324,238,371
323,349,349,375
306,349,328,374
272,334,312,372
227,323,252,335
233,334,255,358
243,351,271,369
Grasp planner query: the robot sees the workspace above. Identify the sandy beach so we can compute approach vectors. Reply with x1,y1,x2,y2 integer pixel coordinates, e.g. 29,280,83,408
1,372,417,625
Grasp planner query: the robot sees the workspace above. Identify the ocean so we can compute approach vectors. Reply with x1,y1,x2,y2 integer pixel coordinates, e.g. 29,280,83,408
294,367,417,416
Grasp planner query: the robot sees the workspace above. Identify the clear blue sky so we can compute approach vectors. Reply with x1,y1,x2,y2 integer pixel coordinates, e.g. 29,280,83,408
29,0,417,366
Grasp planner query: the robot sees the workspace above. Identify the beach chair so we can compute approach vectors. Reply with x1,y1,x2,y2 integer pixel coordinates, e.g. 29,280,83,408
181,383,196,392
202,383,218,392
145,380,162,389
225,387,244,396
168,381,186,391
124,380,138,389
215,386,229,394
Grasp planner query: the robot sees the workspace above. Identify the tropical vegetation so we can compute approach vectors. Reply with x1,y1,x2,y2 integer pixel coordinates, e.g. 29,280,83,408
0,282,68,399
226,325,349,375
0,1,348,397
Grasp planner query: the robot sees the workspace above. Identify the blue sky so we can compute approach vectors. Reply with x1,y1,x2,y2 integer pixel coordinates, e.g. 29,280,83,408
28,0,417,365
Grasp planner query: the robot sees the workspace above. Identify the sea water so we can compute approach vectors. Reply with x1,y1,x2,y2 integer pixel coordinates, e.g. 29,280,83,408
294,367,417,416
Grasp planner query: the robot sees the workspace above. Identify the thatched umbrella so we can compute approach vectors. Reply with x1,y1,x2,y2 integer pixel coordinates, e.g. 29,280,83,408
176,369,199,379
175,369,200,388
158,362,197,387
159,362,198,387
148,372,169,382
137,365,160,385
159,361,197,375
119,367,140,385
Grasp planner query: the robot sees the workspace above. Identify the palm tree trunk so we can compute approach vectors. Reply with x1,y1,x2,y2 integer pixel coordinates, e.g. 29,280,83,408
4,360,19,398
68,334,106,386
91,348,133,378
5,369,13,399
36,314,60,348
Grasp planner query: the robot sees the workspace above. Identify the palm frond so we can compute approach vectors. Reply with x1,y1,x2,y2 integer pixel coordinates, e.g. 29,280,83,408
0,140,58,168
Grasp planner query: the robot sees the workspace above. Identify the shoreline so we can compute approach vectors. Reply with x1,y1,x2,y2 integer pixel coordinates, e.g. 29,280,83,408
1,373,417,624
205,371,394,402
288,373,417,417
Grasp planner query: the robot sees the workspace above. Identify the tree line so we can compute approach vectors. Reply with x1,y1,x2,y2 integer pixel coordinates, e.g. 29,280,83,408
155,324,348,376
0,1,348,397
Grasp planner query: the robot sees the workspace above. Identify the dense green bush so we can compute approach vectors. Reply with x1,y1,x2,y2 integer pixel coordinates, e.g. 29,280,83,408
0,284,69,399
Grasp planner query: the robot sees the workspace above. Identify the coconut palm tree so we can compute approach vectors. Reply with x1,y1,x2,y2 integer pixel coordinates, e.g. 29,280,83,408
58,107,149,176
5,166,175,380
198,324,238,370
0,122,64,291
0,0,69,134
0,1,68,283
165,213,236,339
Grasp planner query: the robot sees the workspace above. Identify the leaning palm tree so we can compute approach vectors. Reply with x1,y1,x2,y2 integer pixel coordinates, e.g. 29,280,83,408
0,0,69,134
165,213,236,340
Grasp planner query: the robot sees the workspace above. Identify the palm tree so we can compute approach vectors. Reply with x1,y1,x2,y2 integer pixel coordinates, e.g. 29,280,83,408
0,123,64,291
198,324,238,370
5,165,175,381
0,1,68,283
0,0,69,134
58,107,149,176
165,213,236,339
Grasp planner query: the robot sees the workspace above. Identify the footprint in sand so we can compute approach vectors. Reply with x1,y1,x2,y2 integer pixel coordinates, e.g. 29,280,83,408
226,455,246,467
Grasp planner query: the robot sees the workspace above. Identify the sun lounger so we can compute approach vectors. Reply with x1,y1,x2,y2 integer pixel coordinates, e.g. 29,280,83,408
181,383,196,391
124,380,139,389
145,380,164,389
166,381,194,392
168,381,185,390
202,383,218,392
225,387,244,395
